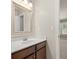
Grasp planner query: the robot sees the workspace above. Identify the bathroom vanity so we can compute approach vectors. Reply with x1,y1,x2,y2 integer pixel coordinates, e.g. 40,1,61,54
12,39,46,59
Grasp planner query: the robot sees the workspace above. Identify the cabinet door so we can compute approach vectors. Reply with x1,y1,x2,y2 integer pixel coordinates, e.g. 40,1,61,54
25,54,35,59
36,47,46,59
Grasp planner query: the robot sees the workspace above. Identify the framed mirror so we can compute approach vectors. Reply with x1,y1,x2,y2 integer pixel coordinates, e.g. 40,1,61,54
11,0,33,37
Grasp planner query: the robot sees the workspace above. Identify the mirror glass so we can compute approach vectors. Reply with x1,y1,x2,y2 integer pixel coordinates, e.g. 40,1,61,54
12,0,33,33
15,6,24,32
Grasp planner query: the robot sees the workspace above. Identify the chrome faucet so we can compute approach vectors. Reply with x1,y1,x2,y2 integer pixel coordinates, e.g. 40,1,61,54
23,38,28,41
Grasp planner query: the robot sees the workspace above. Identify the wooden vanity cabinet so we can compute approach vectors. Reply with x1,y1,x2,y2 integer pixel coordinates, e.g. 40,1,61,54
12,41,46,59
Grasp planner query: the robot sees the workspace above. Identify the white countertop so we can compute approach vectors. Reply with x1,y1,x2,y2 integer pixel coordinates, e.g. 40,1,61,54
11,38,46,53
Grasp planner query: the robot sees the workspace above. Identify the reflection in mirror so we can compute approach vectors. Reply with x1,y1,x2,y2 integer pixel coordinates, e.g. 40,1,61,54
15,7,24,32
20,15,24,31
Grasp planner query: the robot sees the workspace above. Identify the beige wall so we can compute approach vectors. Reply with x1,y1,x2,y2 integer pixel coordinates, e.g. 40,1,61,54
34,0,60,59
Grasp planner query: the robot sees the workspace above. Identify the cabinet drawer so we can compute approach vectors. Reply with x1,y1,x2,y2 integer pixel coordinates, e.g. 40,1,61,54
36,41,46,50
12,46,35,59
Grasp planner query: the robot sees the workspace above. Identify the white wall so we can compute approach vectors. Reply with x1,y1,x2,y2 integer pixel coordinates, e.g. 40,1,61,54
34,0,60,59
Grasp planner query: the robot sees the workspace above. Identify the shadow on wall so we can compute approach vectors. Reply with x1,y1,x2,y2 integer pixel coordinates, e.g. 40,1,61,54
46,42,53,59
